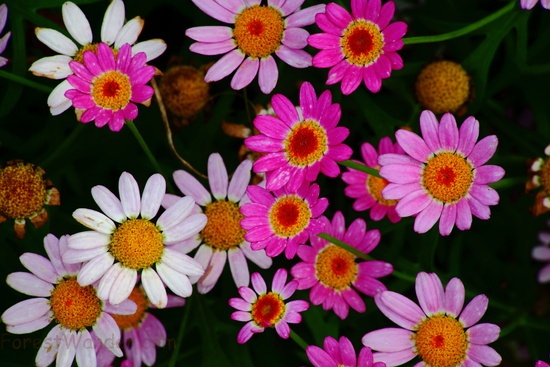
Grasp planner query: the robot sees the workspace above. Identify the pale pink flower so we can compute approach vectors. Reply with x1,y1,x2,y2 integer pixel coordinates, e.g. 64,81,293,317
521,0,550,9
307,336,386,367
0,4,11,67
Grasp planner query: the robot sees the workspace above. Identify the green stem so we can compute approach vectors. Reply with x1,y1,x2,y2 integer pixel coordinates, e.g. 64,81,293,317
126,120,175,192
168,296,193,367
39,123,85,169
0,70,52,93
403,1,515,45
339,160,382,178
490,177,526,190
289,329,309,350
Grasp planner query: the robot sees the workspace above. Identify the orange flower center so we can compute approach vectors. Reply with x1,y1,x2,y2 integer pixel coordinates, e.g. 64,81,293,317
50,277,102,330
422,152,473,203
110,287,149,330
251,291,285,328
0,163,47,219
284,120,328,167
202,200,245,251
415,61,471,115
269,195,311,238
110,219,164,270
367,174,398,206
91,70,132,111
414,314,469,367
233,5,285,58
315,244,358,290
341,20,384,66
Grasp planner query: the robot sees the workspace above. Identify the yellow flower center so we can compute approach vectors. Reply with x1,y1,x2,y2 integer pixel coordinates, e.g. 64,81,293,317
110,287,149,330
233,5,285,58
110,219,164,270
340,20,384,66
415,61,471,115
201,200,245,251
269,195,311,238
251,291,286,328
0,163,47,219
50,277,102,330
74,43,99,64
315,244,358,290
284,120,328,167
367,174,398,206
422,152,474,203
91,70,132,111
414,314,469,367
539,158,550,196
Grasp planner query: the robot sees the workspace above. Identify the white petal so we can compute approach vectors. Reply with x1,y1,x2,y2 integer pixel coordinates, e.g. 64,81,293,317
47,79,72,112
93,313,123,357
77,252,115,286
161,247,204,277
97,263,123,301
163,213,207,244
62,2,93,46
73,208,116,234
114,16,144,48
1,298,50,325
36,325,62,366
228,248,249,287
208,153,228,200
141,267,167,308
28,55,73,79
132,39,167,62
108,267,137,305
156,262,193,298
19,252,58,283
92,185,126,223
228,159,252,202
57,329,78,366
76,329,97,367
101,0,125,45
36,27,78,56
119,172,141,218
157,196,196,230
141,174,166,219
68,230,111,250
7,272,54,297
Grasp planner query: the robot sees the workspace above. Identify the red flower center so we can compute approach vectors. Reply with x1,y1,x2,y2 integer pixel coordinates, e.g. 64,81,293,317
341,20,384,66
269,195,311,238
251,292,285,327
284,120,328,167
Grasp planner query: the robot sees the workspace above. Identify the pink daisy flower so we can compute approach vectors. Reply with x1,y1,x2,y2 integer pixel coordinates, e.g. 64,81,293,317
95,285,185,367
162,153,272,294
63,172,207,309
65,42,155,132
342,137,404,223
362,272,502,367
244,81,353,192
228,268,309,344
241,181,328,259
186,0,325,94
536,362,550,367
378,110,505,236
0,4,11,68
291,211,392,320
308,0,407,94
307,336,386,367
521,0,550,9
532,221,550,283
1,234,137,367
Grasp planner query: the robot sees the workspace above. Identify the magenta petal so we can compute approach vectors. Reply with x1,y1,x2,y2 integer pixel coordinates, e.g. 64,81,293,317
315,13,343,36
374,291,425,330
325,3,353,30
204,50,244,83
377,1,396,29
231,57,259,90
468,135,498,167
415,272,444,316
131,85,154,103
468,345,502,367
458,116,480,156
271,93,300,127
395,129,431,162
439,204,457,236
439,113,459,151
122,103,138,121
420,110,441,151
413,200,443,234
258,56,278,94
459,294,488,327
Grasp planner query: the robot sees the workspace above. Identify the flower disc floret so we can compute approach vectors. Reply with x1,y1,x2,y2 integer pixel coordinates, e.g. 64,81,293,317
110,219,164,270
50,277,102,330
367,175,397,206
251,292,286,327
0,163,46,219
269,195,312,238
234,5,284,58
341,20,384,66
414,314,468,367
202,200,246,250
422,152,474,203
91,70,132,111
315,245,358,290
285,120,329,167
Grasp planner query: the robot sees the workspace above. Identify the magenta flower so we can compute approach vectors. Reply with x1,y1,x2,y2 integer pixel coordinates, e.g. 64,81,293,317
308,0,407,94
240,181,328,259
245,81,353,192
307,336,386,367
362,272,502,367
532,222,550,283
379,110,505,235
521,0,550,9
536,362,550,367
291,211,392,319
65,42,155,132
162,153,272,294
0,4,11,68
229,268,309,344
186,0,325,94
342,137,404,223
1,234,137,367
